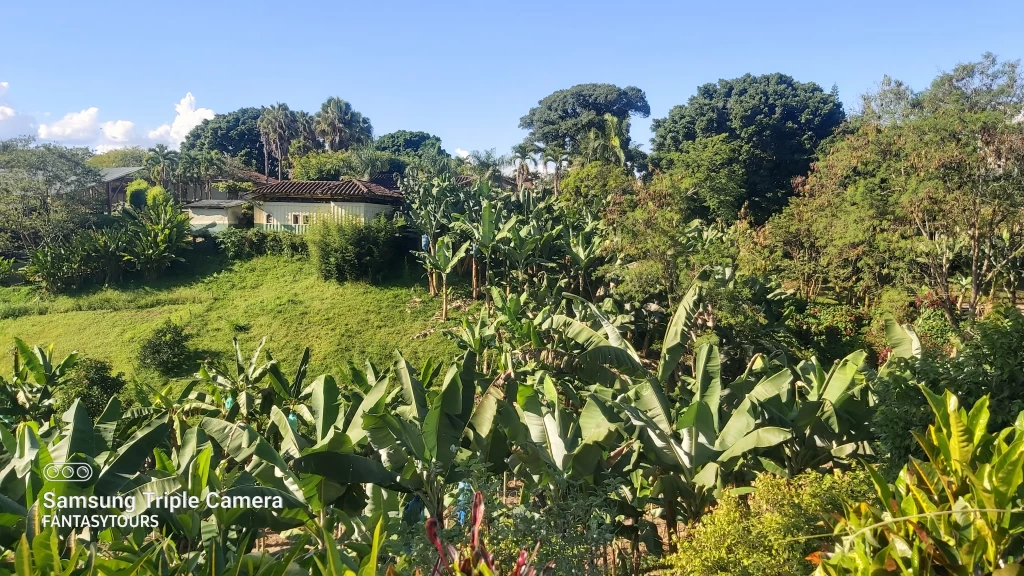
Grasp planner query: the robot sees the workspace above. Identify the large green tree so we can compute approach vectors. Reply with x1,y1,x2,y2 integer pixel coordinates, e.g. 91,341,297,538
651,73,845,222
374,130,446,157
769,54,1024,322
519,83,650,161
181,107,276,178
86,147,147,168
314,97,373,152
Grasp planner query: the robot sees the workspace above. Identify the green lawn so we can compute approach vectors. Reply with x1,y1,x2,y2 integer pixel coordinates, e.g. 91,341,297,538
0,253,461,379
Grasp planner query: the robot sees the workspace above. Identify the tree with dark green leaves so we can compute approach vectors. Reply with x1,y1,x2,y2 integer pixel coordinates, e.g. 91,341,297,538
651,73,845,222
181,107,276,178
519,83,650,162
374,130,446,158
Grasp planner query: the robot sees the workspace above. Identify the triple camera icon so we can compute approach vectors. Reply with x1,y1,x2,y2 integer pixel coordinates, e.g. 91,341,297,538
43,462,94,482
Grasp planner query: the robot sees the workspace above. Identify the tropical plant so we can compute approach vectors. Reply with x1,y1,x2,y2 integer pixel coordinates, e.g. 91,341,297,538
144,144,180,191
315,96,373,152
816,391,1024,575
416,235,470,321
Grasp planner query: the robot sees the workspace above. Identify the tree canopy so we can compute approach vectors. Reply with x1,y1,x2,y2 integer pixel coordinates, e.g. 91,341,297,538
86,147,147,168
519,83,650,157
181,107,276,176
651,73,845,222
374,130,447,158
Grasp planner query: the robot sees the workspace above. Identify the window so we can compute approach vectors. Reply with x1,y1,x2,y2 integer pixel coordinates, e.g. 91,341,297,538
302,214,311,225
265,214,273,224
291,214,301,225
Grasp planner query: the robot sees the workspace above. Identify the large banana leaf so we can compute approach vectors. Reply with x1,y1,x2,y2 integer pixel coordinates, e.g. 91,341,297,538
657,283,704,384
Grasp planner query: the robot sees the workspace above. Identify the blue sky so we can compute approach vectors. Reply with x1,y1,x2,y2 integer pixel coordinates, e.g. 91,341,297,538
1,0,1022,155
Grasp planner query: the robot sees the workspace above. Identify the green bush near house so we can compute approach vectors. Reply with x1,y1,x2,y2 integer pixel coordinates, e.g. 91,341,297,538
665,470,873,576
215,227,307,260
307,214,405,283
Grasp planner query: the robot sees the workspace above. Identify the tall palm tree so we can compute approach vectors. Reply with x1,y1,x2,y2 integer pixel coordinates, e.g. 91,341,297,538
314,97,373,152
175,150,201,201
291,110,320,157
465,149,509,186
541,145,569,194
145,144,179,192
259,103,295,181
511,143,537,191
199,150,226,197
583,113,629,167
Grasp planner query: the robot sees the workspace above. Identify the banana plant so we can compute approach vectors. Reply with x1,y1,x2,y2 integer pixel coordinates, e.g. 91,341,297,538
197,337,278,422
361,351,503,527
0,339,79,424
453,194,518,299
416,235,471,321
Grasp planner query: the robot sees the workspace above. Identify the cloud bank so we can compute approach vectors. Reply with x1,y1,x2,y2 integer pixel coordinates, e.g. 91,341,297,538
0,83,214,151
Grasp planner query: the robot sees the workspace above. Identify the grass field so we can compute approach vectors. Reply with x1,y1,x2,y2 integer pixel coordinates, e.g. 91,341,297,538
0,251,461,380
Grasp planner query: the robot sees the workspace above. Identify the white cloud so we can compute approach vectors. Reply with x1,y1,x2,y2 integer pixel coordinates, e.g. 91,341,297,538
101,119,136,143
454,148,470,158
147,92,213,147
0,105,13,121
0,82,8,98
38,107,101,140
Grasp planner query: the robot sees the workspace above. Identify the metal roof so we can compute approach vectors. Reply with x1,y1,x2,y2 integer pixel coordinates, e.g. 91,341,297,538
184,199,247,209
244,177,403,204
99,166,145,182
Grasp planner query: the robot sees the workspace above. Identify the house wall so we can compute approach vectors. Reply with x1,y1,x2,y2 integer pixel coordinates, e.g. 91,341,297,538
254,201,394,233
187,206,242,234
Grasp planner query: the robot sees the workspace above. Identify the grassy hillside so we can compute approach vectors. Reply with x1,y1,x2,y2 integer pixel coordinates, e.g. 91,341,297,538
0,253,460,378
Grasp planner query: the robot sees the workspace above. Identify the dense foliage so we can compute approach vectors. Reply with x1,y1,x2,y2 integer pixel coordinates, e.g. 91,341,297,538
651,73,845,221
307,214,406,283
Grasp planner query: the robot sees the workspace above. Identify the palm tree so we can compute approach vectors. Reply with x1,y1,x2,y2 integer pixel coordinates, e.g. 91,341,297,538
175,150,201,201
511,143,536,191
199,150,226,197
259,103,295,181
465,149,508,186
145,144,179,192
291,110,320,157
583,113,629,167
314,97,373,152
540,145,569,194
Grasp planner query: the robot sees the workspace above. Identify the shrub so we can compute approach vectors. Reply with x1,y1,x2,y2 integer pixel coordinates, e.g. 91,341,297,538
137,320,193,374
790,303,865,364
51,357,127,417
145,185,172,207
0,257,15,284
665,470,873,576
215,228,306,260
873,305,1024,471
126,178,150,209
307,214,403,283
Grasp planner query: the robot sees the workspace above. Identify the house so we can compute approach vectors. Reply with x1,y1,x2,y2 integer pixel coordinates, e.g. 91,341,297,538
243,177,403,233
183,199,247,234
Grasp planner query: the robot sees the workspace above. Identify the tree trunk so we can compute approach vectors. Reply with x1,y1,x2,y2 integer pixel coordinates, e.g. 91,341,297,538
472,256,478,299
441,276,448,321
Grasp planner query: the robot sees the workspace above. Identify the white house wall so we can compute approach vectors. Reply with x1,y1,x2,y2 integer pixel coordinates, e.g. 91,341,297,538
254,201,394,232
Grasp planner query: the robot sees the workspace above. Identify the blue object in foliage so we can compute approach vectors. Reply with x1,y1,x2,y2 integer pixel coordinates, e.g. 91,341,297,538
455,481,472,525
421,234,430,251
225,395,235,410
287,412,299,431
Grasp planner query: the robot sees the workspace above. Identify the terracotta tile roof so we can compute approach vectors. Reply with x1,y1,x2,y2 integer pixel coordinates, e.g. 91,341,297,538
244,177,403,204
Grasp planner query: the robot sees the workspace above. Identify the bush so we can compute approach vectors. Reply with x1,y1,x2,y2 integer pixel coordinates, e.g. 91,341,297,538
145,185,172,207
215,228,307,260
137,320,193,374
0,257,15,284
307,215,403,283
665,470,873,576
126,178,150,209
873,306,1024,472
790,303,865,364
52,357,128,417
